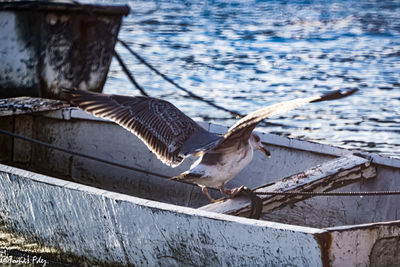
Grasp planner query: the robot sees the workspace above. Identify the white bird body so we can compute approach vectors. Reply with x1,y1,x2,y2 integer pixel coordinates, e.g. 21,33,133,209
183,140,254,188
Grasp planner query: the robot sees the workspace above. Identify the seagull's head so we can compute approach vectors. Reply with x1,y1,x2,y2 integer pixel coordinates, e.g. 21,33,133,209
250,133,271,158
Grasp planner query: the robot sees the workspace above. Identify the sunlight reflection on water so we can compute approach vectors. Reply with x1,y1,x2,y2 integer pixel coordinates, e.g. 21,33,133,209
86,0,400,158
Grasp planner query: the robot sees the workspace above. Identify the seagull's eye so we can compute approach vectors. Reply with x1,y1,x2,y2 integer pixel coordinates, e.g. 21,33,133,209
253,135,260,142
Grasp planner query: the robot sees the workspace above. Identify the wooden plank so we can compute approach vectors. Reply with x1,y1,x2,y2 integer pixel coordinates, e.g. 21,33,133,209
0,97,67,117
261,163,400,228
200,155,377,217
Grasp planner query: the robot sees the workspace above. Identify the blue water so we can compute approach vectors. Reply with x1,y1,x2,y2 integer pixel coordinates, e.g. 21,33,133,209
90,0,400,158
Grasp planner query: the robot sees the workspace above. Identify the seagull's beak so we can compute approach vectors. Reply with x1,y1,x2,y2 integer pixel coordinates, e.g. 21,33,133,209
258,145,271,158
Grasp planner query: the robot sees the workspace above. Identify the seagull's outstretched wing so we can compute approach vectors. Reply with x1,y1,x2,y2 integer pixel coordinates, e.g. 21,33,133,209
63,88,219,167
216,89,358,148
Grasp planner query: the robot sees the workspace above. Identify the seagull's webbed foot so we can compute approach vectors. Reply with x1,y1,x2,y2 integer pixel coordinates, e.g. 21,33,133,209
220,186,262,219
220,185,246,198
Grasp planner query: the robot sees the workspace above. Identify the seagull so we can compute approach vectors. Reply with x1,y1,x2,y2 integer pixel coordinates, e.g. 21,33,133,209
63,88,357,202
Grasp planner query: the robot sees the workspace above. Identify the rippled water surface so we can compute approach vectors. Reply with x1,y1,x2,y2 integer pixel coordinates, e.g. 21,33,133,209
89,0,400,158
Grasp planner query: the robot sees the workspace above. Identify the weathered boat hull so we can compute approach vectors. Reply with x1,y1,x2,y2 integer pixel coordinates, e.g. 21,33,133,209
0,1,129,99
0,164,328,266
0,101,400,266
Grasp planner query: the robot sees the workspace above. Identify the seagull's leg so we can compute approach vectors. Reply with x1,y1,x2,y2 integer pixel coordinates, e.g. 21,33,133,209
219,186,229,196
200,185,218,203
228,185,246,198
219,187,232,196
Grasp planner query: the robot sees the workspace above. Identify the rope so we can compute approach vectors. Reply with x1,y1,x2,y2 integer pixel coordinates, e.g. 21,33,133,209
1,128,399,197
0,128,170,180
68,1,149,97
118,39,242,118
113,51,149,97
70,0,242,117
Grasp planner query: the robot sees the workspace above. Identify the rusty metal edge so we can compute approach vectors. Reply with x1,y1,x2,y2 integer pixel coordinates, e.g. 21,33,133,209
0,1,130,16
314,231,332,267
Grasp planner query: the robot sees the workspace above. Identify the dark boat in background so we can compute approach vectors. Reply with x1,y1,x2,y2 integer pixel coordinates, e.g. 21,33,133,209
0,1,129,99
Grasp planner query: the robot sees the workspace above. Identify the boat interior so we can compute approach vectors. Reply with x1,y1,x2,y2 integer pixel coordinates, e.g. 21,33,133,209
1,97,400,229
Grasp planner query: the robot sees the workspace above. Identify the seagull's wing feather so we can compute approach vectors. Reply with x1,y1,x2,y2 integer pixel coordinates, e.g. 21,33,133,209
63,88,207,167
216,89,358,148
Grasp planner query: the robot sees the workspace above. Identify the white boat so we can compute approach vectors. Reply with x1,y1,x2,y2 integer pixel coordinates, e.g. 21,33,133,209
0,97,399,266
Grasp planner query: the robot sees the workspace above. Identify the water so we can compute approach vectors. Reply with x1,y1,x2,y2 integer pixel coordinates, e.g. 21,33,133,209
92,0,400,158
